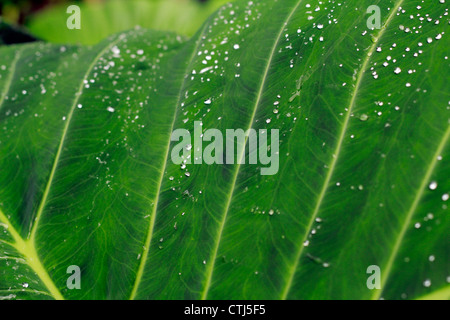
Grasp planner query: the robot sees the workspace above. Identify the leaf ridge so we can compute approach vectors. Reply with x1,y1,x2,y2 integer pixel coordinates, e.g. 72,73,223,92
373,125,450,300
200,0,305,300
128,23,210,300
29,34,128,243
0,208,63,299
0,34,130,300
0,47,22,110
280,0,406,299
415,285,450,300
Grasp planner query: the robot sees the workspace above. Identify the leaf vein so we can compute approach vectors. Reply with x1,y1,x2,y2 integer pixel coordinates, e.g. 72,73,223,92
128,23,211,300
280,0,406,299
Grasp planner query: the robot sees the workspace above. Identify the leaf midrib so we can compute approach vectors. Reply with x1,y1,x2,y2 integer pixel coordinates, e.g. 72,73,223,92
29,34,127,243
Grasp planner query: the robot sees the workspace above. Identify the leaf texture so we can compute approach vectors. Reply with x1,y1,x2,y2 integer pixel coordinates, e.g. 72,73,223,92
0,0,449,300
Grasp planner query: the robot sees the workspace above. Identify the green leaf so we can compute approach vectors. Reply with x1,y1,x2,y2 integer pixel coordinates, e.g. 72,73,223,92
27,0,231,45
0,0,449,300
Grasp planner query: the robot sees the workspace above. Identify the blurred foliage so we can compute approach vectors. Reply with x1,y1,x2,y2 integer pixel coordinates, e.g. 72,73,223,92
0,0,83,24
0,0,229,44
0,17,38,45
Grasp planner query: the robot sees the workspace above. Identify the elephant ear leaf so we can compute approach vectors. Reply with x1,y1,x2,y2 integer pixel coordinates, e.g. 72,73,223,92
0,0,449,300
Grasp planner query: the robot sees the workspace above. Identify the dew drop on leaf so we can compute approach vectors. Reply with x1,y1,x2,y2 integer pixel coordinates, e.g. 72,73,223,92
429,181,437,190
360,114,368,121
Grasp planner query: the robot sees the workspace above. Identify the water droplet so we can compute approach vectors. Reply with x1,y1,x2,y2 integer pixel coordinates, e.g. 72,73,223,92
429,181,437,190
360,114,368,121
111,46,120,56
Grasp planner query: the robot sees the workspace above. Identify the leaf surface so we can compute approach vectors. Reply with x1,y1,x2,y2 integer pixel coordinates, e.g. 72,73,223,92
0,0,449,300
